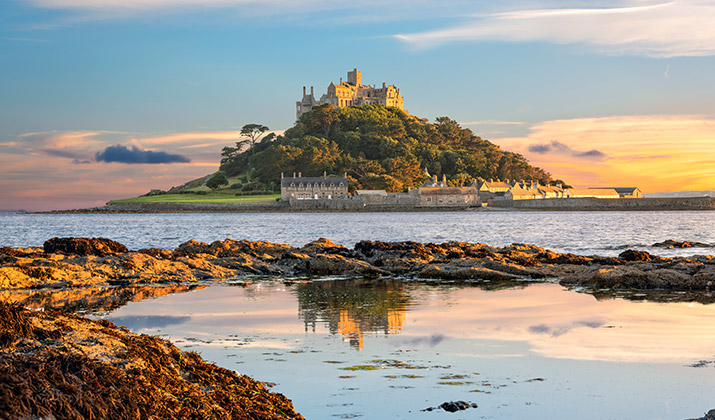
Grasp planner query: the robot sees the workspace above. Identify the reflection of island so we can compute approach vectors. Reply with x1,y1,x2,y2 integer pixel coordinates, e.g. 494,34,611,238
296,279,409,350
1,284,206,314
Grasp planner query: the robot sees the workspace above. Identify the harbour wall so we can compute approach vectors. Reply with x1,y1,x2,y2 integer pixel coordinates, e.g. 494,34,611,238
488,196,715,211
102,201,289,213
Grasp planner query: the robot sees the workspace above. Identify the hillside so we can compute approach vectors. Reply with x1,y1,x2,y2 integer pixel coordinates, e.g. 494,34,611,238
219,104,553,193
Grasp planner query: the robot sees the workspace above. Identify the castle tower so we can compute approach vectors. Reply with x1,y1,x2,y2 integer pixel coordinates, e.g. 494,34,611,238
347,68,361,86
297,69,404,118
296,85,318,120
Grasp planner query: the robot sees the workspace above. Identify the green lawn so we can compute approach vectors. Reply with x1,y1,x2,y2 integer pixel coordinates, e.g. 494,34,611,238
110,193,280,204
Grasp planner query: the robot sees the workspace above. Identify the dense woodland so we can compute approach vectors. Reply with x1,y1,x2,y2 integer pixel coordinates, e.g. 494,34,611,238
219,104,553,192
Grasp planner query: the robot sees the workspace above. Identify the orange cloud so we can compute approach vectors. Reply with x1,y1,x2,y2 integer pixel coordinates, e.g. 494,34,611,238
493,115,715,192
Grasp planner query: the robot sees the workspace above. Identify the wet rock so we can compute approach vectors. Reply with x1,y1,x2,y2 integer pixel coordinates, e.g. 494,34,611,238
618,249,652,262
422,401,478,413
43,237,128,256
300,238,349,255
481,260,549,279
686,409,715,420
560,267,701,290
303,254,387,277
653,240,712,248
537,251,593,265
174,239,210,255
354,240,432,261
418,264,520,281
138,248,175,259
440,401,478,412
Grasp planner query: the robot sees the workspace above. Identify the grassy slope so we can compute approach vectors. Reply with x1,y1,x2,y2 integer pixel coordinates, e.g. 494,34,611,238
112,175,279,204
110,193,280,204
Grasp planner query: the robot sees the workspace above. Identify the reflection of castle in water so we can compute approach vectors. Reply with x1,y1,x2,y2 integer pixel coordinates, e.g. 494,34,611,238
296,279,408,350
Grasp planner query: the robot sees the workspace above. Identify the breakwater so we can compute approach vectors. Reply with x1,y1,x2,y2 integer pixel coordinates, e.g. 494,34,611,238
489,196,715,211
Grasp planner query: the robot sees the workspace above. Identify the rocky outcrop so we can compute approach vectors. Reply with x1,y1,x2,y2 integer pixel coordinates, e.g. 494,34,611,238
687,409,715,420
1,237,713,293
653,240,713,248
0,301,304,420
44,237,128,256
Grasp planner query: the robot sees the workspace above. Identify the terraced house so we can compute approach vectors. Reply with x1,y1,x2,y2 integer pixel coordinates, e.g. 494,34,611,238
280,172,348,201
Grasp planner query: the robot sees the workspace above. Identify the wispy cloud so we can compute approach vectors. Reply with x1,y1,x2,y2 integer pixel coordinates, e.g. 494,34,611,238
22,0,451,21
528,140,606,159
396,1,715,57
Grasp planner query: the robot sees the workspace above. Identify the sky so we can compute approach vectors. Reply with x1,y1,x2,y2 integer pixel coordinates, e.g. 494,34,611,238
1,0,715,210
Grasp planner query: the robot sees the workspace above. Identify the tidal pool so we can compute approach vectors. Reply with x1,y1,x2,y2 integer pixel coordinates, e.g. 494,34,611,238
94,279,715,420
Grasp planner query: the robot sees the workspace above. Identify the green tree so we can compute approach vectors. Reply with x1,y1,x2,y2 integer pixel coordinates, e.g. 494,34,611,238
206,171,229,189
240,124,270,154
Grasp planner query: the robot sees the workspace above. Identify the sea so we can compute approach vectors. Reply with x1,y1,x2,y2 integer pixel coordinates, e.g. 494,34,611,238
2,210,715,419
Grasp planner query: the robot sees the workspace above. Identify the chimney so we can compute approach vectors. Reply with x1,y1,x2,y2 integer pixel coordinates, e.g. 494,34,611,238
303,86,306,96
442,174,447,183
340,77,343,84
323,171,327,179
299,172,302,178
382,82,386,89
281,172,284,179
344,172,347,178
293,172,296,178
310,86,314,96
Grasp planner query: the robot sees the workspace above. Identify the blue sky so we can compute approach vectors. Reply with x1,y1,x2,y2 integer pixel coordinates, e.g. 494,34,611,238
1,0,715,210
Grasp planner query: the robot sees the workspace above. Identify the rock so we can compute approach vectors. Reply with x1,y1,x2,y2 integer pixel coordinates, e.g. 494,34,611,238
686,409,715,420
418,264,520,281
300,238,349,255
303,254,387,277
440,401,478,412
537,251,593,265
618,249,652,262
174,239,210,255
653,240,712,248
560,267,699,290
43,237,128,256
422,401,478,413
0,301,304,420
481,260,549,278
138,248,175,259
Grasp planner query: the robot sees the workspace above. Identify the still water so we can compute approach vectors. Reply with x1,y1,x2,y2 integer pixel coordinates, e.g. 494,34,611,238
89,279,715,420
2,211,714,256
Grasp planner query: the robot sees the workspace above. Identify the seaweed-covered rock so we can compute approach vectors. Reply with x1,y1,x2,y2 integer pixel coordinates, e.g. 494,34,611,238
0,301,304,420
44,237,128,256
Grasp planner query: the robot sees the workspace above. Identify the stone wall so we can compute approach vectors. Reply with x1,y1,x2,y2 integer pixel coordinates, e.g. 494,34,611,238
488,197,715,211
288,198,365,211
105,201,288,213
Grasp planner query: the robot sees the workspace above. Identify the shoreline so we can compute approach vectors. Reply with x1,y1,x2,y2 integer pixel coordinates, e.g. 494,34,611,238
2,237,713,293
27,195,715,214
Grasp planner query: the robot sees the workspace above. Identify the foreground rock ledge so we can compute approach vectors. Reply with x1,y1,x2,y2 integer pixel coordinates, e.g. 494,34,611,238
0,301,304,420
0,237,713,291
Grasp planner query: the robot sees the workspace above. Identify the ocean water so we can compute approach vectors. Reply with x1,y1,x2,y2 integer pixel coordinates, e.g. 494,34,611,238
94,279,715,420
3,210,715,419
1,210,714,257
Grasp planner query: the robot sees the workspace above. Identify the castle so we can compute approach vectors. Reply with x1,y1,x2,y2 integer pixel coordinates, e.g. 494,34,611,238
296,68,404,119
